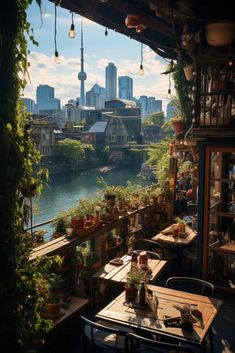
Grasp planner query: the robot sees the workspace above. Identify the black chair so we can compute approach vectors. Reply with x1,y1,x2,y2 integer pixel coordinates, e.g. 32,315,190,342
126,332,195,353
130,239,167,260
165,276,215,297
80,315,128,352
165,276,215,353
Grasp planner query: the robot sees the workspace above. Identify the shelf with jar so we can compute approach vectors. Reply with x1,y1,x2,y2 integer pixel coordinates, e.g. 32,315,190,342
196,61,235,128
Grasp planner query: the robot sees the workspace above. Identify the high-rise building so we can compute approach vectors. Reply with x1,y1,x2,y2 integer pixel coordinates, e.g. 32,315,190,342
36,84,60,113
77,22,87,106
147,97,162,113
166,99,177,120
22,97,35,113
138,95,148,116
105,63,117,100
118,76,133,100
86,84,106,109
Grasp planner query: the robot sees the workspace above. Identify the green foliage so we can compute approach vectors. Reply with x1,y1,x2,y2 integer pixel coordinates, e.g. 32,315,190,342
143,111,165,127
99,145,111,163
0,1,53,352
161,121,174,139
146,140,169,167
57,138,85,170
172,61,193,130
83,143,95,166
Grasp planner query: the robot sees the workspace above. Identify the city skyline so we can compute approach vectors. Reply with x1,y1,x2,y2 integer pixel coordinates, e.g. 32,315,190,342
25,1,175,113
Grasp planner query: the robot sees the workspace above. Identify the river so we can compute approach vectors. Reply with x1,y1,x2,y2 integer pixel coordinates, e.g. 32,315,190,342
32,166,150,240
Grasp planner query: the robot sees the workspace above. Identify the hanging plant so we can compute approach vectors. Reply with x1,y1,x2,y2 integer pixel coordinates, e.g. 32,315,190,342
0,1,52,352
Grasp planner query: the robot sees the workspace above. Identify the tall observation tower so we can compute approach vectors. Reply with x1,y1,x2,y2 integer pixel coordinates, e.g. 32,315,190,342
78,22,87,106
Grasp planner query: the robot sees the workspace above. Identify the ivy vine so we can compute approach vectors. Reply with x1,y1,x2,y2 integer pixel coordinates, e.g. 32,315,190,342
0,1,51,352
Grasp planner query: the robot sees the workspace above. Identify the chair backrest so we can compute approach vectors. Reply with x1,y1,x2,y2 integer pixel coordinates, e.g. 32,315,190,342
80,315,127,352
165,276,215,297
130,239,166,260
127,249,161,260
126,332,195,353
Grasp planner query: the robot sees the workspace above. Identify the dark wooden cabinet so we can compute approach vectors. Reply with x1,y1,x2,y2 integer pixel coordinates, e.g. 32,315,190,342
202,146,235,291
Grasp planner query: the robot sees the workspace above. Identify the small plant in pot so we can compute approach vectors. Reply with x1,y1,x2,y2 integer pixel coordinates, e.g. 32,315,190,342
36,255,63,319
175,217,187,234
52,212,69,239
171,116,185,135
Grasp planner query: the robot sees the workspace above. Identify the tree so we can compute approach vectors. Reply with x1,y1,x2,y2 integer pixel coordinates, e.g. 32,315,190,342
161,120,174,139
57,139,86,170
146,140,169,167
143,111,165,127
84,143,95,167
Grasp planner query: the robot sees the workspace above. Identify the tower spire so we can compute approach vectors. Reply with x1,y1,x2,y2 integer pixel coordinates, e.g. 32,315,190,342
78,21,87,106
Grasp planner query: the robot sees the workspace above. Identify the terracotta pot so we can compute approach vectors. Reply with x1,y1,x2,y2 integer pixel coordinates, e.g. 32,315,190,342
71,217,85,229
206,21,235,46
178,223,186,233
125,14,148,30
172,120,184,135
42,299,61,318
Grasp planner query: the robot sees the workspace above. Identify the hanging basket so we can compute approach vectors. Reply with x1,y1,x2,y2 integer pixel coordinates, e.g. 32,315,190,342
205,21,235,46
183,64,194,81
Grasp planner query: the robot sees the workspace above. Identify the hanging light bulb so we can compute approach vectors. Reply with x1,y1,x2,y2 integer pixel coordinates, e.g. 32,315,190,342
54,50,61,64
139,43,144,75
139,64,144,75
53,4,61,64
167,74,172,99
167,88,172,99
99,0,109,2
105,27,108,36
68,13,76,38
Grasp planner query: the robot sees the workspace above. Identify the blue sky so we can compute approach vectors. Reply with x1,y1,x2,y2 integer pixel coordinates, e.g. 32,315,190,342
25,0,174,112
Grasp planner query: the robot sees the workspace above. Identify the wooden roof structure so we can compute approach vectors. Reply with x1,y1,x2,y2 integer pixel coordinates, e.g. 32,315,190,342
54,0,235,62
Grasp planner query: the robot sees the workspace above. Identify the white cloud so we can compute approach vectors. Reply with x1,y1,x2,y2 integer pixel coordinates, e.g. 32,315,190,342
24,47,174,112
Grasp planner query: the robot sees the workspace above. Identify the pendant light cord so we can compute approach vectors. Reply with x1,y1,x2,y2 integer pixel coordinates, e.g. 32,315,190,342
54,3,58,53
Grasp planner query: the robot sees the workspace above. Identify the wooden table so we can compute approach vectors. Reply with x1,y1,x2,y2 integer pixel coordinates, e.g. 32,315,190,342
152,225,197,246
50,296,89,327
96,284,222,347
92,254,167,283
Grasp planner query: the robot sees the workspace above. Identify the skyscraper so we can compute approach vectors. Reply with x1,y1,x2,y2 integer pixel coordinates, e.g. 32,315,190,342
78,22,87,106
36,84,60,113
118,76,133,100
86,84,106,109
105,63,117,100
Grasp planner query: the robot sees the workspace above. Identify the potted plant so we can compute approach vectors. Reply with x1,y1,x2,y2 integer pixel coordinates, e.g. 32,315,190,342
175,217,187,233
171,116,185,135
36,255,63,319
52,214,69,239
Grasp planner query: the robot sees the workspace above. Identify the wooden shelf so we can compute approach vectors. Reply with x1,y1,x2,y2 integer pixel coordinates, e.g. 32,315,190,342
209,243,235,255
30,203,170,261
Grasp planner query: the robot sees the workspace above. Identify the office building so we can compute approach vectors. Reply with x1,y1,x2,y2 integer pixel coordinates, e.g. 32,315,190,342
22,97,35,113
86,84,106,109
118,76,133,100
36,84,60,113
105,63,117,100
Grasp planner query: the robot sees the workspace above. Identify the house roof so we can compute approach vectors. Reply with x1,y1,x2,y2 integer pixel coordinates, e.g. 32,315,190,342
89,121,107,133
52,0,235,62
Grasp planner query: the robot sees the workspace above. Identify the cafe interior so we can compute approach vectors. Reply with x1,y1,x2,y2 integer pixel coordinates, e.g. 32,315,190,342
2,1,235,353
